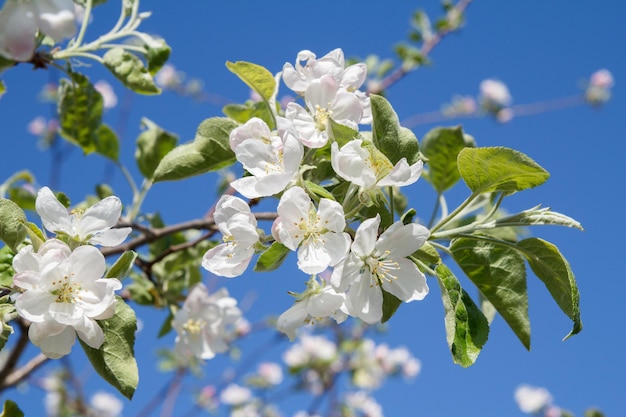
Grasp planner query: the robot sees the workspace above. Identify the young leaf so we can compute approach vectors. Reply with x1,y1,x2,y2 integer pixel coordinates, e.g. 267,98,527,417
328,118,359,147
457,147,550,195
80,298,139,399
57,72,103,154
103,47,161,95
516,238,582,339
135,118,178,179
370,94,420,165
436,264,489,367
304,181,335,201
106,251,138,281
490,206,584,231
153,118,237,182
420,126,468,193
254,242,290,272
144,38,171,76
226,61,276,102
223,101,275,127
0,400,23,417
95,124,119,162
411,241,441,266
381,288,402,323
0,198,27,253
0,303,16,351
0,246,14,288
451,237,530,349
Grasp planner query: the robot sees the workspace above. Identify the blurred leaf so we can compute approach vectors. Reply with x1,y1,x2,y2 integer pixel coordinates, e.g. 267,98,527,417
103,47,161,95
0,400,23,417
370,95,420,165
106,251,137,281
157,312,174,338
516,238,582,340
0,246,14,287
226,61,276,102
144,38,171,76
81,298,139,399
0,198,26,253
458,147,550,195
436,264,489,367
0,303,16,351
420,126,468,193
381,288,402,323
58,72,102,154
22,222,45,252
126,273,158,306
153,118,237,182
95,124,119,161
451,237,530,349
255,242,290,272
135,118,178,179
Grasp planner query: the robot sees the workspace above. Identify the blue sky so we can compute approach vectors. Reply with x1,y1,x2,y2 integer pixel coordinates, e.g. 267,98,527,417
1,1,625,416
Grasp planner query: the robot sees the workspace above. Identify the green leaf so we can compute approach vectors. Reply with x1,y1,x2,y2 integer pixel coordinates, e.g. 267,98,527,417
420,126,468,193
254,242,290,272
0,198,26,253
157,311,174,338
0,303,16,351
0,246,14,287
0,400,23,417
95,124,119,161
135,118,178,179
153,118,237,182
451,237,530,349
226,61,276,102
144,38,171,76
57,72,103,154
222,101,275,127
81,298,139,399
328,118,359,148
22,222,45,252
411,241,441,266
381,288,402,323
435,264,489,367
304,181,335,201
458,147,550,195
0,80,5,98
516,238,582,339
103,47,161,95
106,251,137,280
370,95,420,165
490,205,584,231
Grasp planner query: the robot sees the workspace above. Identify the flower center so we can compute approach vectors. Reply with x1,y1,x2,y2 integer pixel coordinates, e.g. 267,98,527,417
182,318,205,335
314,105,332,131
365,251,400,286
51,275,81,303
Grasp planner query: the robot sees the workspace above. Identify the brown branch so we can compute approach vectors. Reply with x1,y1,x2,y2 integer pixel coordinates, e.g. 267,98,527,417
368,0,473,95
0,353,48,390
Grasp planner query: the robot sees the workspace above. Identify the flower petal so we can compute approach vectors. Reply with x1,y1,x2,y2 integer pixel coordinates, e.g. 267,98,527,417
382,258,429,302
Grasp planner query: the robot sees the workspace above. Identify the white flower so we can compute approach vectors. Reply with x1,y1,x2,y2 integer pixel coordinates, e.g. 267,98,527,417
331,215,429,324
229,117,303,198
220,383,252,406
13,239,121,359
35,186,132,246
172,283,243,360
586,69,614,105
272,186,350,274
90,391,124,417
277,277,347,341
94,80,118,109
283,48,367,94
285,75,363,148
201,195,259,278
479,79,512,107
283,334,338,368
514,384,553,414
331,140,423,189
0,0,76,61
344,391,384,417
257,362,283,386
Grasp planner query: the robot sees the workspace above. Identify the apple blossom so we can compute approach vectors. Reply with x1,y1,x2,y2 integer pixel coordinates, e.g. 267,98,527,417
276,276,347,341
285,75,363,148
0,0,76,61
272,186,350,274
229,117,303,198
331,140,423,189
172,283,243,360
586,69,614,105
201,195,259,278
12,239,121,359
514,384,554,414
90,391,124,417
331,215,429,324
479,78,512,108
35,186,132,247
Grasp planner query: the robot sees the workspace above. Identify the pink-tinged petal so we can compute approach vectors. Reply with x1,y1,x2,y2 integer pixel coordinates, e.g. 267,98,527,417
376,221,430,258
287,103,322,148
15,291,55,322
331,90,363,123
352,215,380,258
0,2,37,61
12,245,39,275
229,117,272,150
89,227,132,246
318,198,346,232
341,63,367,90
34,0,76,40
12,271,41,291
78,196,123,237
37,238,72,261
36,186,73,235
74,316,105,349
29,321,75,359
214,195,255,227
227,214,259,248
378,159,423,187
347,275,383,324
201,244,252,277
382,258,429,302
277,301,309,341
305,75,339,111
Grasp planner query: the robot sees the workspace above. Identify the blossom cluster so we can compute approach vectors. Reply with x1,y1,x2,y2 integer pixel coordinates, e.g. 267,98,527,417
201,48,430,342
